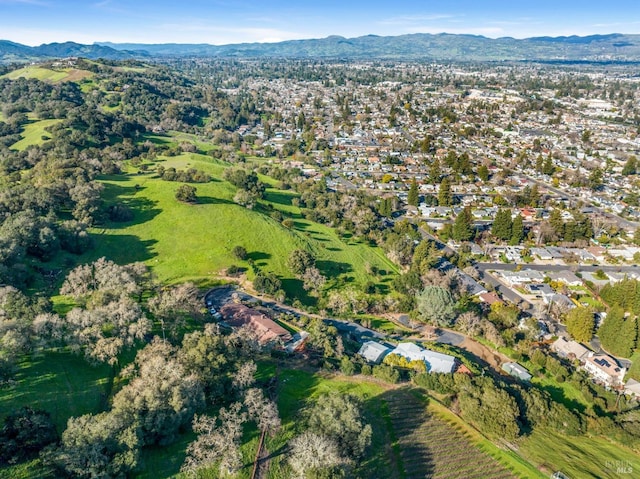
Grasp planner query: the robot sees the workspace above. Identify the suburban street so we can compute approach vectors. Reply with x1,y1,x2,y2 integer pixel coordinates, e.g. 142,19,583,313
522,173,639,231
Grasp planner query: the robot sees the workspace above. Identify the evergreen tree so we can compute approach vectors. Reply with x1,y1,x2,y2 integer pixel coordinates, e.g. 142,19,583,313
452,206,474,242
492,209,512,241
565,307,595,343
599,306,626,355
428,158,441,183
542,156,555,175
407,178,419,207
529,184,540,207
477,164,489,182
378,198,392,217
438,177,452,206
622,156,638,176
549,209,564,239
510,214,525,245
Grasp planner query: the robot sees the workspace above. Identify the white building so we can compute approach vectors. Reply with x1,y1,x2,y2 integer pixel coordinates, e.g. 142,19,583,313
391,343,457,373
358,341,391,364
583,353,626,386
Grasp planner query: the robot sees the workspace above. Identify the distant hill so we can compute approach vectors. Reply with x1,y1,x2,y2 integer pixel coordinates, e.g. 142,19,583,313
0,41,144,64
3,33,640,64
97,33,640,62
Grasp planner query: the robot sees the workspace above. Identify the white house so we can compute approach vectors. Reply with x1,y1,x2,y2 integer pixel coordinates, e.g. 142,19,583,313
391,343,457,373
500,269,545,287
583,353,626,386
358,341,391,364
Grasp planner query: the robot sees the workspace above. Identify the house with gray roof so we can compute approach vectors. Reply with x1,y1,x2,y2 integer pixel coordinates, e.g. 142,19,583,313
391,343,457,373
547,271,583,287
502,362,532,382
358,341,391,364
551,336,590,362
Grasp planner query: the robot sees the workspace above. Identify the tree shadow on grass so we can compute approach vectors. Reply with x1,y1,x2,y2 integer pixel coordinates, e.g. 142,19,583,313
264,190,298,207
280,278,315,306
316,260,353,278
293,221,310,230
105,196,162,230
88,234,158,265
196,195,235,205
248,251,272,262
534,383,587,415
311,235,329,243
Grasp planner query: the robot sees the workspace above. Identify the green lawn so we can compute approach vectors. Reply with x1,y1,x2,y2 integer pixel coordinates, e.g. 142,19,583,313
2,66,93,83
519,429,640,479
10,118,62,151
86,153,396,299
0,350,111,432
267,368,395,479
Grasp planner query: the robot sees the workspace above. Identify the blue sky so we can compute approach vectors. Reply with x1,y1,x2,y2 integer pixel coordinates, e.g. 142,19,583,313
2,0,640,46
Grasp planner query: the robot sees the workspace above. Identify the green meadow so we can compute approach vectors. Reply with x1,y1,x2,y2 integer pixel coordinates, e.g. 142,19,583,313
1,65,93,83
519,429,640,479
87,152,397,298
10,118,61,151
0,351,111,432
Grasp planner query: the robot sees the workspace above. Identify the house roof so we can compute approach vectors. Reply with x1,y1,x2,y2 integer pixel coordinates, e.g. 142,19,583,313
358,341,391,363
478,292,503,305
547,270,582,285
551,336,590,361
219,303,292,345
586,353,625,379
392,343,457,373
502,362,532,381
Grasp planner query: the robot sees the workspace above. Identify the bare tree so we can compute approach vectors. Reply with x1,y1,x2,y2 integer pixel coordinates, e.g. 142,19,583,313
243,388,281,433
232,361,257,391
301,266,327,296
181,403,247,477
288,432,347,479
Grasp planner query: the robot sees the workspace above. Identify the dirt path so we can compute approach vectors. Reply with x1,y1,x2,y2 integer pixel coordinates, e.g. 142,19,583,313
458,337,511,371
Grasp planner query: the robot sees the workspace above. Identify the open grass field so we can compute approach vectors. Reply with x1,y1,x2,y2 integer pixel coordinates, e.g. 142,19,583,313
10,118,61,151
265,368,397,479
428,400,545,479
519,429,640,479
1,65,93,83
0,351,112,479
87,153,397,299
0,350,111,432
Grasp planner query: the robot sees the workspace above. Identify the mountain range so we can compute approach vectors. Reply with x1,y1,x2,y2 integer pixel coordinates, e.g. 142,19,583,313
2,33,640,64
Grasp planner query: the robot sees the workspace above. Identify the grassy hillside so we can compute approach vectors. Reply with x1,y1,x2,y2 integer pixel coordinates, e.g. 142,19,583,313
519,429,640,479
88,153,397,298
10,118,61,151
2,65,93,83
0,351,111,432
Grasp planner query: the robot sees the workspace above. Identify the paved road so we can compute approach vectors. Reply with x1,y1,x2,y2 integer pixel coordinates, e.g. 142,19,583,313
435,329,465,346
205,286,386,342
475,262,640,274
331,173,357,190
476,268,534,307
